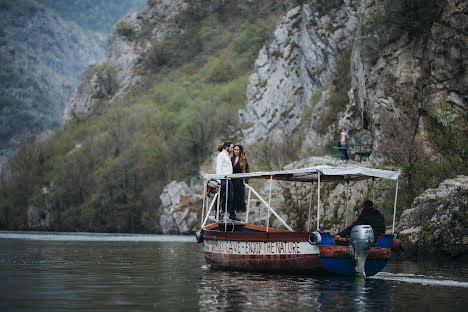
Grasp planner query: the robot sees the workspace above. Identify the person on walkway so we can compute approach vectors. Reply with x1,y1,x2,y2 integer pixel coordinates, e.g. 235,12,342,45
337,200,386,238
231,143,250,213
340,128,349,161
215,141,239,221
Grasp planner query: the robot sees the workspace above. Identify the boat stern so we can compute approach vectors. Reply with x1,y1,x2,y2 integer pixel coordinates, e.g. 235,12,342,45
318,232,392,276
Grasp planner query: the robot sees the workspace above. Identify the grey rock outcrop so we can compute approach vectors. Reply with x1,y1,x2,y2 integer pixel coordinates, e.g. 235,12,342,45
64,0,205,121
27,186,55,229
27,206,53,230
239,1,359,148
159,180,201,234
0,0,105,179
64,7,147,121
397,176,468,258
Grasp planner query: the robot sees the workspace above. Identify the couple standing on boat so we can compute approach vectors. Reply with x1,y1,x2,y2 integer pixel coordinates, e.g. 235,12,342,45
215,141,250,221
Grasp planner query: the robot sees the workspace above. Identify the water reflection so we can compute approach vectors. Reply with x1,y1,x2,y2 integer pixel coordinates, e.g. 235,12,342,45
2,236,468,311
0,239,203,311
198,269,392,312
318,276,391,312
199,270,319,311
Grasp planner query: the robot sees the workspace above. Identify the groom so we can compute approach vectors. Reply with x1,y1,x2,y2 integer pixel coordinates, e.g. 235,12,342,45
215,141,239,221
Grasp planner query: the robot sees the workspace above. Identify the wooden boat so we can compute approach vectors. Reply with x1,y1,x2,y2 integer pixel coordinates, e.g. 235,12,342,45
196,166,400,277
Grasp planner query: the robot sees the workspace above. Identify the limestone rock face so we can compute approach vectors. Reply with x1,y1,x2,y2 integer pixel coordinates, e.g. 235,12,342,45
342,0,468,148
27,189,55,229
159,181,201,234
397,176,468,258
239,1,359,148
64,7,150,121
27,206,53,230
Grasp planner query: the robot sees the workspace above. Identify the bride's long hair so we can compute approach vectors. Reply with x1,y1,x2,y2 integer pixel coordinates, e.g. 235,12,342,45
233,143,249,173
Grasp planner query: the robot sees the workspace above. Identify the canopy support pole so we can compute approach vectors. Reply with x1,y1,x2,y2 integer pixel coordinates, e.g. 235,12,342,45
225,178,228,231
216,181,221,222
392,179,399,234
307,183,313,232
246,187,251,224
245,184,293,231
316,172,321,231
372,178,375,203
200,179,206,228
345,179,349,228
266,175,273,232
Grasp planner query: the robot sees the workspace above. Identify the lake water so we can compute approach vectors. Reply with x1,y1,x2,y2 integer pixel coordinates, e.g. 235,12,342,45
1,231,467,311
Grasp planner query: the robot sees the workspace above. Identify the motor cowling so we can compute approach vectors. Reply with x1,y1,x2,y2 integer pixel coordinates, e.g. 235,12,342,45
349,225,375,277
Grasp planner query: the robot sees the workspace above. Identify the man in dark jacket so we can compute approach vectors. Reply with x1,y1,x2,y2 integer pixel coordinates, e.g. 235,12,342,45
338,200,386,238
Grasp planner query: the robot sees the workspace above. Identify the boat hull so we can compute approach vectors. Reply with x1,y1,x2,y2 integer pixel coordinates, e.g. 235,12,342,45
203,237,322,272
201,224,392,276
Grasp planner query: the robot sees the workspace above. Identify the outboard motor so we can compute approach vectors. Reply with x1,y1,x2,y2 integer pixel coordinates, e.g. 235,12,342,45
349,225,374,277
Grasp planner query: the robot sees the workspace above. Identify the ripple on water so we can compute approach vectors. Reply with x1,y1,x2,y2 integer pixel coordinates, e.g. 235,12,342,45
0,231,196,242
370,272,468,287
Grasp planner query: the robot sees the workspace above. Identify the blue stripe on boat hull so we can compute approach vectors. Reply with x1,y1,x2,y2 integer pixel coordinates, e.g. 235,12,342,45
320,257,389,276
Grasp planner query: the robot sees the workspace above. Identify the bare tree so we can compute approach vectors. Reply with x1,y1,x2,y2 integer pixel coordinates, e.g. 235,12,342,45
249,133,311,229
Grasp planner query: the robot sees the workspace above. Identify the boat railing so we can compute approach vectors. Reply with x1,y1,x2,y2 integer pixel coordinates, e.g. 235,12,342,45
201,166,400,235
200,192,218,229
200,178,294,232
244,184,293,231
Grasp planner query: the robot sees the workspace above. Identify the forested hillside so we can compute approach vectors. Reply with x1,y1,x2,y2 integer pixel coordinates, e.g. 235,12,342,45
0,0,288,232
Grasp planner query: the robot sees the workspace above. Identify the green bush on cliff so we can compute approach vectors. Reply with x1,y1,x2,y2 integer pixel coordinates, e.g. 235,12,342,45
115,21,136,38
147,30,202,69
366,0,442,41
233,21,270,62
94,64,118,97
207,52,237,82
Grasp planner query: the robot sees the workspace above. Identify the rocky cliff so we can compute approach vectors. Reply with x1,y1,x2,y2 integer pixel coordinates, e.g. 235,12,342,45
397,176,468,258
240,1,359,148
241,0,467,158
0,0,105,180
343,0,467,153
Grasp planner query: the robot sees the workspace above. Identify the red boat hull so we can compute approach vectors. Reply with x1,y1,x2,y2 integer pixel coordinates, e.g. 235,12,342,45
201,224,392,275
202,225,323,273
204,252,322,272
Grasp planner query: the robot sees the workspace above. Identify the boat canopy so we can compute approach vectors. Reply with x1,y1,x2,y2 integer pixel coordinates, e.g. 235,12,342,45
204,165,400,183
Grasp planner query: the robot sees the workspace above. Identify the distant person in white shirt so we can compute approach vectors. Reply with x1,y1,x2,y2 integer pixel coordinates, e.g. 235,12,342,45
340,128,349,161
216,141,239,221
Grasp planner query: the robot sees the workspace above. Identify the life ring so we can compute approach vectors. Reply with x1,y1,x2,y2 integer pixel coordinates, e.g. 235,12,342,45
308,231,321,245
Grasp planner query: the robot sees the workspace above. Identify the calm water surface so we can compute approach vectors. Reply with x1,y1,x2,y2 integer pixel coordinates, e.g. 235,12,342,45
0,232,467,311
